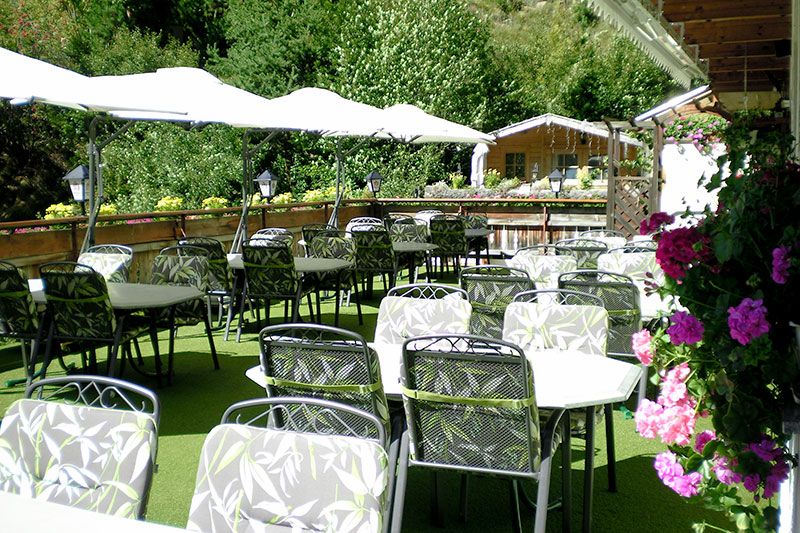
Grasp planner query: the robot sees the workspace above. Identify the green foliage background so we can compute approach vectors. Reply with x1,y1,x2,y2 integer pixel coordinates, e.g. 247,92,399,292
0,0,678,220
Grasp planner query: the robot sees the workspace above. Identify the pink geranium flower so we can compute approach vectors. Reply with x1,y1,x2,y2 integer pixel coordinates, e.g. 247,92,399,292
655,226,708,279
639,212,675,235
694,430,716,453
727,298,770,345
631,329,653,365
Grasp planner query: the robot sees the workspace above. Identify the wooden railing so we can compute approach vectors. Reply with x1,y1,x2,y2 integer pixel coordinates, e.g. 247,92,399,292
0,198,606,278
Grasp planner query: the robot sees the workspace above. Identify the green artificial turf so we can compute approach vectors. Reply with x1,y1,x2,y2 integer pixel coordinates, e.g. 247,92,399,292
0,282,730,532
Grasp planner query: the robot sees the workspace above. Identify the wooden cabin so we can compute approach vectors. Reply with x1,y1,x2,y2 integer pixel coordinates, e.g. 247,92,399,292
471,114,642,186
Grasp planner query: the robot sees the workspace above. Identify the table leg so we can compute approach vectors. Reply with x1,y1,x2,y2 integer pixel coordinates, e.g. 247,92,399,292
224,270,241,341
583,406,594,533
147,309,163,388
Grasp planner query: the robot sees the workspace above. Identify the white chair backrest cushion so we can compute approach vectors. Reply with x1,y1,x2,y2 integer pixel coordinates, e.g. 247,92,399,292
598,252,664,284
374,295,472,343
502,301,608,356
77,252,131,282
0,399,157,518
187,424,389,533
509,252,577,283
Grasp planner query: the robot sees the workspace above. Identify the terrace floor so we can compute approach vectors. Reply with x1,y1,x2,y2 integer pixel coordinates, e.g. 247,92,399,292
0,276,728,531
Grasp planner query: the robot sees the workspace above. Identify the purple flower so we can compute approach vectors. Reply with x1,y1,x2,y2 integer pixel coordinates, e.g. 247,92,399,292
654,452,702,497
667,311,704,345
771,245,791,284
743,474,761,493
746,437,782,462
639,211,675,235
727,298,770,345
712,455,742,485
693,430,716,453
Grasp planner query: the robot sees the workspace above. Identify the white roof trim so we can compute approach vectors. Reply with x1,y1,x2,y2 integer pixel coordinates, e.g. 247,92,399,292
492,113,643,147
586,0,707,88
634,85,712,123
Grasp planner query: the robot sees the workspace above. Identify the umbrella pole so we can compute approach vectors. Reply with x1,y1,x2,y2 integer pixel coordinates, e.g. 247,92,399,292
80,118,132,254
329,140,344,228
233,130,279,253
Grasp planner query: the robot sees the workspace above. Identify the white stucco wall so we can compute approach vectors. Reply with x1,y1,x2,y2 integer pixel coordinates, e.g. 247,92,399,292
659,143,726,215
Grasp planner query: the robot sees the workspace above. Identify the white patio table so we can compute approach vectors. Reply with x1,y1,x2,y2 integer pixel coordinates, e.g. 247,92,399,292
391,241,439,283
245,342,640,533
30,280,204,383
0,491,185,533
224,254,352,339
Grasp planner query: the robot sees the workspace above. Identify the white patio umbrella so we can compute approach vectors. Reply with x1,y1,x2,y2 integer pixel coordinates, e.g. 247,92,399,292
0,48,91,110
376,104,495,145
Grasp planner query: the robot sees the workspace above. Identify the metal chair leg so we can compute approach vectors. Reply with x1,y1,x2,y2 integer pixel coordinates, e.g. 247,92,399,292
605,404,617,492
510,479,523,533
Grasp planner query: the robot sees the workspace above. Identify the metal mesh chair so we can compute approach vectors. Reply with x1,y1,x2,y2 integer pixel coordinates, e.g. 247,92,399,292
414,209,444,225
390,218,431,282
178,237,233,328
464,212,490,265
38,262,148,378
77,244,133,283
187,397,390,533
558,269,646,407
252,227,294,245
509,246,578,289
429,214,467,276
0,261,45,386
554,238,608,269
375,284,471,344
351,224,398,296
621,241,657,252
392,334,569,533
383,213,413,230
150,246,219,383
345,216,382,233
459,265,533,338
0,376,160,519
513,288,604,306
237,239,315,342
301,223,337,255
307,231,363,326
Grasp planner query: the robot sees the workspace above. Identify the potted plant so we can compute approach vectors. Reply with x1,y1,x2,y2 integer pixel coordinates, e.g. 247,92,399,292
634,119,799,531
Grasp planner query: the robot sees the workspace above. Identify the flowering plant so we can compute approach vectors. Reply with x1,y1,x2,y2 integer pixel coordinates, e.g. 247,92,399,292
635,120,800,531
664,114,729,156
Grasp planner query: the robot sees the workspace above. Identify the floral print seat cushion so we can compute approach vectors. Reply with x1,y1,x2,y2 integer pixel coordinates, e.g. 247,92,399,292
374,295,471,343
187,424,389,533
597,252,664,284
0,398,157,518
77,252,132,283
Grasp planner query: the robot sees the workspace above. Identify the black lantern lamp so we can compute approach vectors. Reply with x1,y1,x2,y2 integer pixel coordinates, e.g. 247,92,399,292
63,165,89,203
254,169,279,201
548,169,565,198
366,171,383,198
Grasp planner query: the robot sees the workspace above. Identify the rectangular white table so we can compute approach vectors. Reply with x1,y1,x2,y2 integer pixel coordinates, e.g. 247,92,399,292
246,343,640,532
0,492,185,532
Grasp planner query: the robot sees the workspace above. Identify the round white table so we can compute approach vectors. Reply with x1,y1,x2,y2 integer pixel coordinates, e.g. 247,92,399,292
226,253,351,273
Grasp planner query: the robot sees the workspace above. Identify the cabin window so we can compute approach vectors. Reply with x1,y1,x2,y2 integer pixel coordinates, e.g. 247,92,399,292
505,152,526,179
553,153,579,179
588,154,607,179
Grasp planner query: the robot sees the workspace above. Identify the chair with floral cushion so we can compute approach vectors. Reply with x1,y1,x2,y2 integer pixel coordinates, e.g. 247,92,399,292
509,245,578,290
374,283,471,344
429,214,468,277
178,237,233,328
150,246,219,383
77,244,133,283
554,238,608,269
259,324,399,516
301,223,337,256
187,397,390,533
459,265,533,338
237,239,315,342
383,213,413,231
0,261,45,386
390,218,431,282
351,224,398,297
502,299,618,492
392,334,569,533
38,262,148,378
307,231,362,326
414,209,444,226
345,216,382,234
0,375,159,519
579,229,626,250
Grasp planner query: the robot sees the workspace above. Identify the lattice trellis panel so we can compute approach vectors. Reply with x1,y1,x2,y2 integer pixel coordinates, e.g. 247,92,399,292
612,177,652,237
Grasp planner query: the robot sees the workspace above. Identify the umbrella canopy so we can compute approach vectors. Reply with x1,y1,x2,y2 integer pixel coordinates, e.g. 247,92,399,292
0,47,90,110
375,104,494,145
